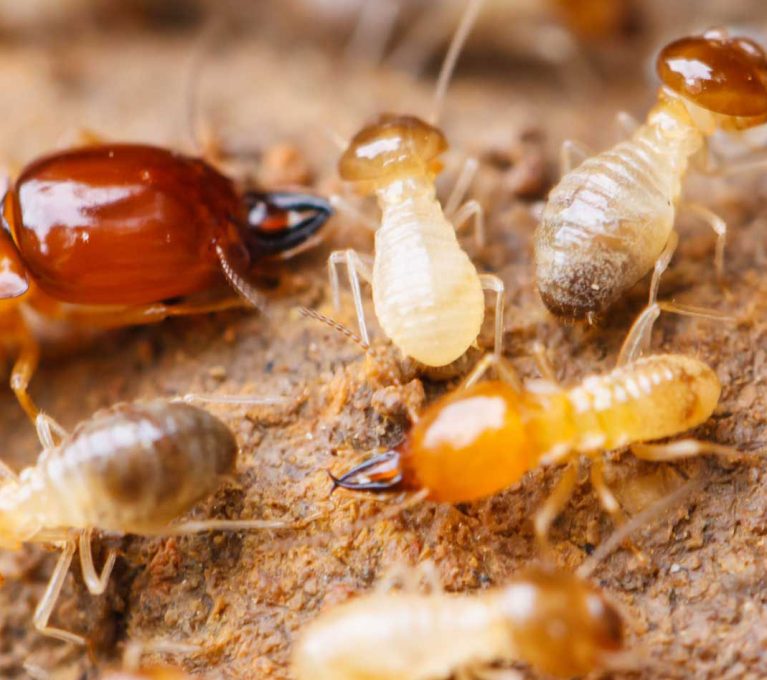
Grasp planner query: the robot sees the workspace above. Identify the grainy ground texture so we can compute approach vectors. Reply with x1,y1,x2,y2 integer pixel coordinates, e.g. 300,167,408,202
1,1,767,678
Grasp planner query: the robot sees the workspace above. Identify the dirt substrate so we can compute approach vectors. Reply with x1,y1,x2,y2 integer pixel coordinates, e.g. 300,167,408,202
1,3,767,678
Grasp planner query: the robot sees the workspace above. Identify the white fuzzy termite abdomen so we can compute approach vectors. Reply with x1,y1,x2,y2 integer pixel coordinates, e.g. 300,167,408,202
535,125,683,317
373,183,484,366
291,592,511,680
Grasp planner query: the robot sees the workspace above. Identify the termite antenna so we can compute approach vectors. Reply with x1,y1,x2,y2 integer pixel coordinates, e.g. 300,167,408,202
429,0,485,125
215,245,268,313
299,306,370,350
576,478,702,579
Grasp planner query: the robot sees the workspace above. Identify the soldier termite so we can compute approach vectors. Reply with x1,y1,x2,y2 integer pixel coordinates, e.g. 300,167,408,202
0,400,296,646
327,0,506,368
330,299,738,549
535,29,767,319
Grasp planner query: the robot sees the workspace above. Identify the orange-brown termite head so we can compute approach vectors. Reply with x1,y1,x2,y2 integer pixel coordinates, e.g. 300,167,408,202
500,566,624,677
657,29,767,130
338,114,448,194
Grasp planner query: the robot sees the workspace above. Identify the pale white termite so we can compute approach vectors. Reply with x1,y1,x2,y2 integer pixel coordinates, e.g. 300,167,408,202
0,400,288,646
535,29,767,319
328,0,505,367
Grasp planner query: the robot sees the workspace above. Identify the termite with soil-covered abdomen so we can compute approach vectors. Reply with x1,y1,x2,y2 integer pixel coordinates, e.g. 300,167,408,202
535,29,767,319
0,399,294,646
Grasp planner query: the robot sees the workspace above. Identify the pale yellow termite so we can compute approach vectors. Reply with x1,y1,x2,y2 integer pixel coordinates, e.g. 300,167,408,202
328,0,504,368
535,29,767,319
292,564,626,680
0,400,288,646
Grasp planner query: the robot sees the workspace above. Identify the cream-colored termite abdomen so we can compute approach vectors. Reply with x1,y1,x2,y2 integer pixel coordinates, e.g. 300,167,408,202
292,592,512,680
535,124,692,317
566,354,720,451
25,401,237,534
373,185,484,366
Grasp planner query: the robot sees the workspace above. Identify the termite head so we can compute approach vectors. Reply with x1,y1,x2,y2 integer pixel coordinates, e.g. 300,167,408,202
338,115,448,194
499,566,624,677
657,29,767,131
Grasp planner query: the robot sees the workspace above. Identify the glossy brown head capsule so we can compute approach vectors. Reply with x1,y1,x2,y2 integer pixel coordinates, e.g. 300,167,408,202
2,144,332,305
658,30,767,123
0,143,331,422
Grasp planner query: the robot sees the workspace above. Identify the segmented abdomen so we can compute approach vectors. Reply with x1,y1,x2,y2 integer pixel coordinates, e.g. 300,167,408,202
535,126,681,317
374,189,484,366
565,354,720,451
29,401,237,534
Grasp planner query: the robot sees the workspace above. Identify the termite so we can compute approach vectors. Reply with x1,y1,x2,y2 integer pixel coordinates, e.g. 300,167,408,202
328,0,505,368
292,565,625,680
0,143,332,421
291,476,698,680
0,399,291,646
535,29,767,319
330,297,737,547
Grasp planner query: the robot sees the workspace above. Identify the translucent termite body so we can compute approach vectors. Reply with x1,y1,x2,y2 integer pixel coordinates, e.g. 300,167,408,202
535,30,767,318
332,299,734,544
292,566,624,680
0,400,284,646
329,0,504,368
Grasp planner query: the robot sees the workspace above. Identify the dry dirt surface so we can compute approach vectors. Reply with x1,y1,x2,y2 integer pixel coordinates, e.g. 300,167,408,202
1,2,767,678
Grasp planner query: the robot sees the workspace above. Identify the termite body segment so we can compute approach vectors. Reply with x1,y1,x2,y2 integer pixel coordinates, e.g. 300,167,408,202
535,30,767,318
0,400,281,645
0,143,332,420
331,115,503,367
333,353,721,536
292,566,624,680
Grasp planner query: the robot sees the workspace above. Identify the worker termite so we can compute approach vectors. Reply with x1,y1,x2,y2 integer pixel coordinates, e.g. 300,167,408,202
0,143,332,422
328,0,505,368
330,299,737,548
292,476,699,680
535,29,767,319
0,399,292,646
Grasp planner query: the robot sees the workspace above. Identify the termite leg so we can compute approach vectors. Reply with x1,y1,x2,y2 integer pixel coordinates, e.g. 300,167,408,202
180,393,291,406
161,517,298,535
530,341,559,384
327,249,374,346
461,352,522,392
590,458,645,562
444,156,478,214
648,231,679,306
459,666,524,680
534,461,579,555
451,200,485,250
33,539,85,645
78,529,117,596
479,274,505,358
35,413,68,450
61,296,247,328
10,337,41,424
559,139,593,175
329,194,378,232
345,0,400,65
631,439,740,462
680,202,728,286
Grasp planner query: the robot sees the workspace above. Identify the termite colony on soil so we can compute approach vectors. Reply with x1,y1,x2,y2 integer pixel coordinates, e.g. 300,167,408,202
0,0,764,678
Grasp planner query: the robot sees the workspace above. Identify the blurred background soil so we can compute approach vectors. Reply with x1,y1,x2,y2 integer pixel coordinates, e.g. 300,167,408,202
1,1,767,678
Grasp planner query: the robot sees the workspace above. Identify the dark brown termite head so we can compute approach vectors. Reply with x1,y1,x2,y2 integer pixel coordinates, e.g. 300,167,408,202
338,115,448,194
658,30,767,127
499,566,625,677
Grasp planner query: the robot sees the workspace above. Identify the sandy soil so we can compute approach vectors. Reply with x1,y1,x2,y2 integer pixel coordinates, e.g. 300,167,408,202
1,2,767,678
